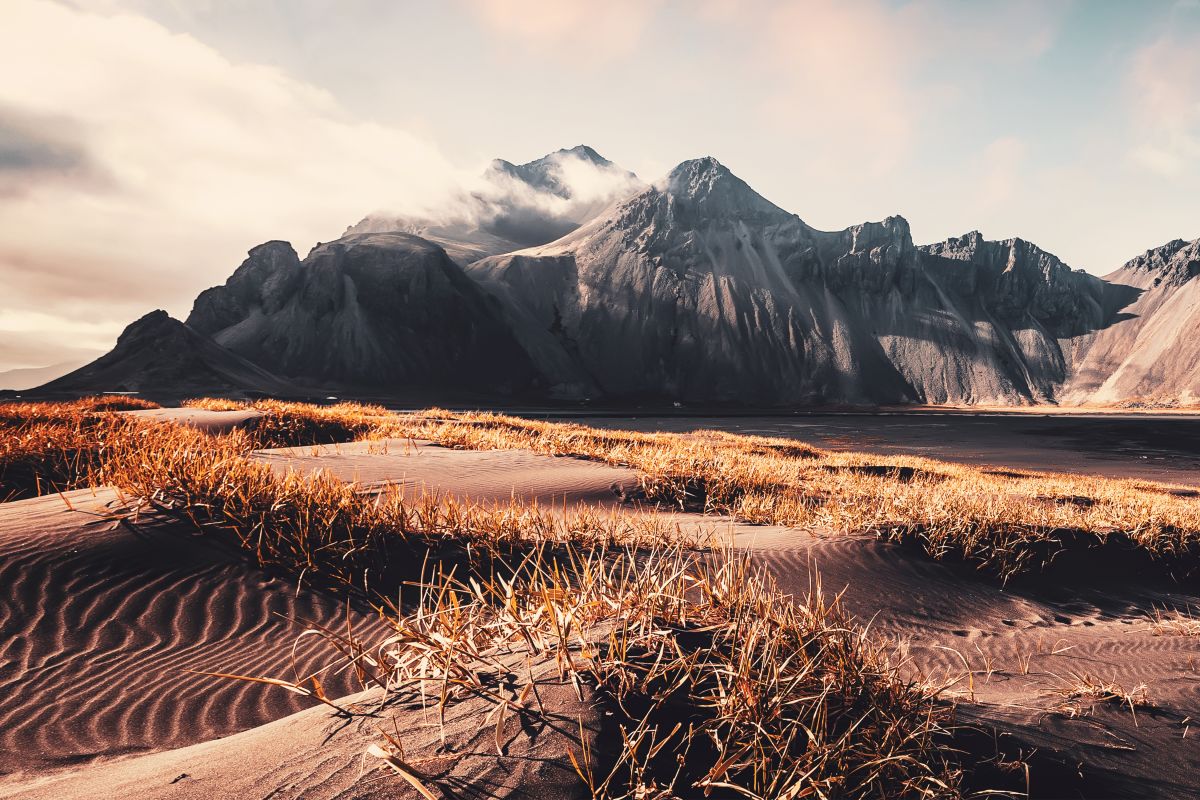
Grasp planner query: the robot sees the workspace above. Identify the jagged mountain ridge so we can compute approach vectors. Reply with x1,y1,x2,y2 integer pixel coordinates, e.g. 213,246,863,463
43,148,1197,406
467,157,1118,404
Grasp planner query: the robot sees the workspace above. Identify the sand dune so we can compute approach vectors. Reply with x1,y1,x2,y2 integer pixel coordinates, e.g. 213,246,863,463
122,407,262,433
0,489,388,782
735,526,1200,798
5,675,603,800
0,444,641,795
252,439,640,508
5,427,1198,797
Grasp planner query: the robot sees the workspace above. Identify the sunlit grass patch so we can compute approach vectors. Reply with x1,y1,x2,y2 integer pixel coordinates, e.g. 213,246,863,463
182,397,248,411
378,408,1200,582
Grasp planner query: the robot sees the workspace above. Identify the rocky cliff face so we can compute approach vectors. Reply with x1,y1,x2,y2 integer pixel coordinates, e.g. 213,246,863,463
1061,238,1200,405
919,232,1108,338
186,233,538,394
467,158,1116,405
39,310,301,396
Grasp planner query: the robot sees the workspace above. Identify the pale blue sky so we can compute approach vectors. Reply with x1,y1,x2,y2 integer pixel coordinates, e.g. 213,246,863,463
3,0,1200,369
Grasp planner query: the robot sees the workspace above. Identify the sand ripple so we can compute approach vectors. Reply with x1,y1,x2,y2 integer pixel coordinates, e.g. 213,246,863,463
0,489,386,777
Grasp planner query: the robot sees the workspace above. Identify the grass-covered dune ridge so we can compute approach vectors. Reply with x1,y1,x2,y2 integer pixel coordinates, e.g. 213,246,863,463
348,544,962,798
225,400,1200,582
6,397,1200,581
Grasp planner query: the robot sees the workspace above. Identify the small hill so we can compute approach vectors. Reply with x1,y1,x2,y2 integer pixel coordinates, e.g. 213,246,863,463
0,358,96,391
36,310,303,397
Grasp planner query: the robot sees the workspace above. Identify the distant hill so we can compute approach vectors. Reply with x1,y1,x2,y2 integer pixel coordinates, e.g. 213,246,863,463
0,358,96,392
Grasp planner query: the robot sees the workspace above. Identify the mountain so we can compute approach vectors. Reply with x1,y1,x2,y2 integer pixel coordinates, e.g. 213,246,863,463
1061,237,1200,405
344,145,643,262
186,234,539,394
37,310,302,397
466,158,1117,405
60,149,1196,408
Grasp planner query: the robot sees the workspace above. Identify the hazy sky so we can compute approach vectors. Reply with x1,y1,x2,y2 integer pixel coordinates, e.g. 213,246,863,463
3,0,1200,370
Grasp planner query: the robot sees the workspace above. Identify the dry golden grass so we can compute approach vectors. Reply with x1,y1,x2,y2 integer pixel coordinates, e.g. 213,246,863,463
247,399,390,447
0,401,150,500
98,422,700,595
244,542,963,798
351,407,1200,582
182,397,248,411
1149,606,1200,637
75,394,160,411
1054,674,1156,724
7,398,1200,582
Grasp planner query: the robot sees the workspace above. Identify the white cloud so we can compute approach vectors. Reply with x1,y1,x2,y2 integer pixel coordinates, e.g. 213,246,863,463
1128,33,1200,176
0,0,471,369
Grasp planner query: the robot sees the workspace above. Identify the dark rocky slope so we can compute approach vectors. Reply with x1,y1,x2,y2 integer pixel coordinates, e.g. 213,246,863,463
186,233,539,394
38,310,302,397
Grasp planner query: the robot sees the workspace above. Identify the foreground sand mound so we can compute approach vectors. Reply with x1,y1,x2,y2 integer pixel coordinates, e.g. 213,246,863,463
0,489,389,780
4,676,603,800
252,439,641,507
122,407,263,434
735,527,1200,798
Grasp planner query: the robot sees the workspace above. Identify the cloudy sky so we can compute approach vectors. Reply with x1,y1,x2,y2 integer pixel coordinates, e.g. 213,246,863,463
3,0,1200,371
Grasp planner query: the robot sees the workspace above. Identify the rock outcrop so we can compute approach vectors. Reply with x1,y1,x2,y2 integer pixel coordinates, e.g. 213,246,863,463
1061,238,1200,405
38,310,302,396
186,233,539,394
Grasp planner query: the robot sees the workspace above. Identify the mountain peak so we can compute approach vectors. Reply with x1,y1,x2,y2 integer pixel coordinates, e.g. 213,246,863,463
486,145,632,202
666,156,731,191
657,157,788,221
122,309,178,337
554,144,610,166
491,145,616,176
1123,236,1200,286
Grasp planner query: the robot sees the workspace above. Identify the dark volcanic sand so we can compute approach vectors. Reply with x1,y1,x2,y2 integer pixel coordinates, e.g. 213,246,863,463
533,412,1200,486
